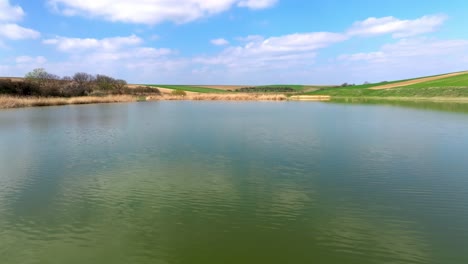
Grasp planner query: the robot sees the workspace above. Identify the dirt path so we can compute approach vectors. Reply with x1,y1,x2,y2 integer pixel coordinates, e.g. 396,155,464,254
369,71,468,90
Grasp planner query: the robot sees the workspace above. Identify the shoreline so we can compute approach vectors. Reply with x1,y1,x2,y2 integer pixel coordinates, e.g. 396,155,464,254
0,94,288,109
329,96,468,103
3,94,468,109
0,95,136,109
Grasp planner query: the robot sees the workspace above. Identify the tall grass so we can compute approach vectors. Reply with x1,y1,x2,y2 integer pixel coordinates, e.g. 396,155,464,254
0,95,135,109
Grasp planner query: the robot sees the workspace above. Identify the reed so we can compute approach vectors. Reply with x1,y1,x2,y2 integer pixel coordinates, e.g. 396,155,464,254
0,93,288,109
0,95,135,109
147,93,287,101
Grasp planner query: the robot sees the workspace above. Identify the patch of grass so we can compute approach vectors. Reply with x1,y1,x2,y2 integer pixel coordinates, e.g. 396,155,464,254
149,85,228,93
136,96,147,102
171,90,187,96
400,74,468,89
304,73,468,98
307,86,468,98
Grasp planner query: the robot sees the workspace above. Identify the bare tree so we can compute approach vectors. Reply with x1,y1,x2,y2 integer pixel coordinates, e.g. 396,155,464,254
112,79,127,94
73,72,95,94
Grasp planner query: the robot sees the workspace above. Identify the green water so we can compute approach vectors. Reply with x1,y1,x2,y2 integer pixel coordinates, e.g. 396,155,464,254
1,101,468,264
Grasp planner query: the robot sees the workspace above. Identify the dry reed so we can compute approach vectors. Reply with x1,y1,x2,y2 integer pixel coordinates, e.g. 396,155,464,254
1,93,288,109
0,95,135,109
147,93,287,101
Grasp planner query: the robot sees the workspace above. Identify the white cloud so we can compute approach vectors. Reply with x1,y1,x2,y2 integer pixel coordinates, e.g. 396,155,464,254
15,56,47,64
43,35,143,52
191,31,347,84
211,38,230,46
340,38,468,62
198,32,346,68
236,35,264,42
0,1,40,41
48,0,277,25
37,34,177,81
0,0,24,22
260,32,347,52
0,23,40,40
335,37,468,83
348,14,447,38
238,0,278,9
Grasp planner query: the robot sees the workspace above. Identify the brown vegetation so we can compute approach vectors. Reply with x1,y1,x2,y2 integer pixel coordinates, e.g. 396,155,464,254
289,95,331,101
147,93,287,101
0,94,289,109
0,95,135,109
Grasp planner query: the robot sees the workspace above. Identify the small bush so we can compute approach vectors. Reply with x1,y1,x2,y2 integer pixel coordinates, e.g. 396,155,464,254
0,79,41,96
125,86,162,95
171,90,187,96
60,83,88,97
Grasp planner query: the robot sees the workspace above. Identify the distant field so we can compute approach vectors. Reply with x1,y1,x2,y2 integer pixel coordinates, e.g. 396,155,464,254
370,71,468,90
307,71,468,98
148,84,332,93
195,85,247,91
0,77,24,82
148,85,229,93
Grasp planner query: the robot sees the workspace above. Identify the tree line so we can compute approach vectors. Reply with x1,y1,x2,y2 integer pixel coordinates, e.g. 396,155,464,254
236,86,295,93
0,68,159,97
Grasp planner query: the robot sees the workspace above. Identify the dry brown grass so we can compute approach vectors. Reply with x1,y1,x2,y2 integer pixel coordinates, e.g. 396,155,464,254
289,95,331,101
0,77,24,82
147,93,287,101
1,93,288,109
0,95,135,109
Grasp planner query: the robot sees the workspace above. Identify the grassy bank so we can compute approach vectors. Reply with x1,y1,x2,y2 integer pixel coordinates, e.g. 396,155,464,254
306,72,468,99
0,95,136,109
330,98,468,114
308,86,468,98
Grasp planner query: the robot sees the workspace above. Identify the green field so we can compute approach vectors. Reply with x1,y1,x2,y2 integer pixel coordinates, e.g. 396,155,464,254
148,85,229,93
148,84,328,93
147,72,468,97
401,74,468,88
305,72,468,98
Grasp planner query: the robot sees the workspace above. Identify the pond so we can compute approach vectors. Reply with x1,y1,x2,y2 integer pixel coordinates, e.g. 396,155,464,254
1,101,468,264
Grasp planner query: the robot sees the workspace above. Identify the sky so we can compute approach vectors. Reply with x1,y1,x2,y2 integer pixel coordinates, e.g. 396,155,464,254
1,0,468,85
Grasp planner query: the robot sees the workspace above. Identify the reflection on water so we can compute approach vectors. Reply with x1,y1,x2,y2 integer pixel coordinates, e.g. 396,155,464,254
330,97,468,113
1,101,468,263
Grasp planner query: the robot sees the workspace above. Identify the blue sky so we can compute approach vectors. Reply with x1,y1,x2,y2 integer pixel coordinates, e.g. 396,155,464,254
1,0,468,84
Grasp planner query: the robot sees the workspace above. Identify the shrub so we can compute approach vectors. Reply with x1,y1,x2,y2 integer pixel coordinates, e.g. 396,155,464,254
0,79,41,96
60,83,88,97
126,86,162,95
171,90,187,96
